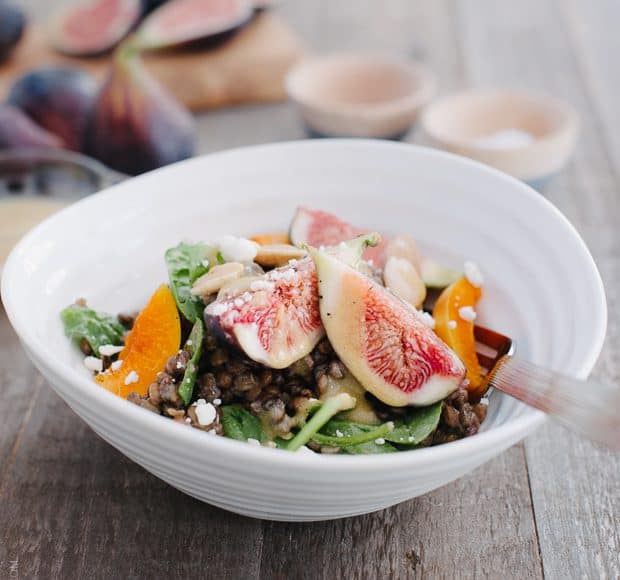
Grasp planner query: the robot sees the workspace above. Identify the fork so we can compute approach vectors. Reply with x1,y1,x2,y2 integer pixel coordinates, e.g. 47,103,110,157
474,325,620,451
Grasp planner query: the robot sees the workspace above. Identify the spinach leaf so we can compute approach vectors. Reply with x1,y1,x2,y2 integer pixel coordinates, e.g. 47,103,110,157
165,242,216,323
384,402,442,446
311,421,393,448
221,406,267,443
60,304,125,356
177,319,204,406
319,420,397,454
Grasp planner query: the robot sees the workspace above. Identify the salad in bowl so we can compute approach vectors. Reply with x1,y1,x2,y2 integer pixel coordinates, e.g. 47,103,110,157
61,206,489,455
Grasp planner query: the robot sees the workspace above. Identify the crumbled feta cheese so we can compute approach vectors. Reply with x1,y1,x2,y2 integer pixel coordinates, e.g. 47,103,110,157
124,370,139,385
99,344,124,357
250,279,275,292
195,400,217,426
264,441,277,448
247,438,261,446
212,398,222,406
215,235,258,263
209,302,230,316
418,311,436,329
186,340,193,346
408,436,415,442
111,360,123,371
335,430,344,438
296,445,315,454
448,320,457,330
375,438,386,445
234,298,244,308
185,417,192,424
202,259,210,268
464,260,484,287
84,356,103,373
458,306,477,322
462,378,471,387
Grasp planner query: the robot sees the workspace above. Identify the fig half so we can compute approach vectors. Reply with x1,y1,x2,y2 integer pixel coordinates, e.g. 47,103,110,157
289,206,386,266
205,257,323,369
50,0,143,57
310,246,465,406
135,0,253,51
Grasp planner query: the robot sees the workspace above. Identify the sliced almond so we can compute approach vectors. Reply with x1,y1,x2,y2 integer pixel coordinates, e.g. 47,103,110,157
383,256,427,308
384,235,421,272
254,244,307,267
191,262,244,297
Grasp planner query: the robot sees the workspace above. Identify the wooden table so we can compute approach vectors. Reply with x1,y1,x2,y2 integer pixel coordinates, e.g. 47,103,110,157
2,1,619,578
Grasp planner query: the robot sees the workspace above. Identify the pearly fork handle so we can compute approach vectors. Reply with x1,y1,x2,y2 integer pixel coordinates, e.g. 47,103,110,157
486,356,620,450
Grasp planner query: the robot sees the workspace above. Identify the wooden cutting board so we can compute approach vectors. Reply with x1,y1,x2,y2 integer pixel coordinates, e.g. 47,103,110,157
0,13,304,111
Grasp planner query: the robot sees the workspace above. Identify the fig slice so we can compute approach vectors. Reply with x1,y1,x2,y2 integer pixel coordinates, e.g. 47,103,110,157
205,256,323,369
309,246,465,407
290,206,387,266
135,0,253,51
50,0,143,57
205,233,380,369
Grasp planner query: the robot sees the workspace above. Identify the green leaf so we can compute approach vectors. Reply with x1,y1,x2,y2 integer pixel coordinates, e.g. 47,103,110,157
221,406,267,443
384,402,442,446
311,420,393,447
318,420,397,454
165,242,217,323
177,320,204,406
60,304,125,357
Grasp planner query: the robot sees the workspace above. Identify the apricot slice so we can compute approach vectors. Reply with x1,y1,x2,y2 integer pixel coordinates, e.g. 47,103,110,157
97,284,181,398
249,232,290,245
433,277,483,400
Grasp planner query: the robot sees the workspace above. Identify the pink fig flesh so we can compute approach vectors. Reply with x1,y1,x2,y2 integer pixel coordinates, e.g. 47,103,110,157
311,248,465,406
289,206,387,266
205,257,324,369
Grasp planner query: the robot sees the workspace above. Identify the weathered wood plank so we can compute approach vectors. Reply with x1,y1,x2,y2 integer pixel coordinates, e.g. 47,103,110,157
455,1,620,578
259,445,543,580
0,377,264,579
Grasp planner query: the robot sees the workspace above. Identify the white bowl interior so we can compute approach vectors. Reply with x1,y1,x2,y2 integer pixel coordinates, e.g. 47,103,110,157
1,140,605,520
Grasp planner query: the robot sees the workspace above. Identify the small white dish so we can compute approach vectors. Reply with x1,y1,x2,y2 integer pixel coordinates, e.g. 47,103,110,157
286,54,436,139
1,140,605,521
421,89,579,185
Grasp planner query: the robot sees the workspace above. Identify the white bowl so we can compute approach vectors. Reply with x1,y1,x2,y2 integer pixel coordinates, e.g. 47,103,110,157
286,54,436,139
1,140,606,521
421,89,579,185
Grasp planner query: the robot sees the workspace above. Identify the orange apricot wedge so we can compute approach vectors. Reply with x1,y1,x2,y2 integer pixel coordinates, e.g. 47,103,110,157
433,277,484,400
97,284,181,398
249,232,290,245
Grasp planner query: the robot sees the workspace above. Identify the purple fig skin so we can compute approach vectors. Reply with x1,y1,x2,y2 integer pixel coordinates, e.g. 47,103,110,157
85,48,195,175
0,105,62,150
7,68,98,151
0,2,25,63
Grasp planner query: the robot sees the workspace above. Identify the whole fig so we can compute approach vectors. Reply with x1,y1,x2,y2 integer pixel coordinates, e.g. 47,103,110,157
0,105,62,150
85,45,195,175
7,68,98,151
0,2,25,63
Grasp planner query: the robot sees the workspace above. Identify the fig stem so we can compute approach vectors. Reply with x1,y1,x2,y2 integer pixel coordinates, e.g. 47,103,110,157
285,393,355,452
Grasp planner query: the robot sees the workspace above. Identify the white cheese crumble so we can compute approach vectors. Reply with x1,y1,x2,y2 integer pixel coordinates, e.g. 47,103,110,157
215,235,258,263
212,398,222,406
202,259,210,268
124,370,139,385
250,279,275,292
247,438,261,446
185,417,191,424
335,430,344,438
99,344,124,357
84,356,103,373
194,399,217,426
464,260,484,287
296,445,315,454
375,438,386,445
458,306,477,322
448,320,457,330
209,302,230,316
186,340,193,346
111,360,123,371
418,311,436,329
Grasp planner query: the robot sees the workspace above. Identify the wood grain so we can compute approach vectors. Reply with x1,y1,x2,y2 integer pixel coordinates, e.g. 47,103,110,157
0,14,304,112
455,1,620,578
1,0,619,578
